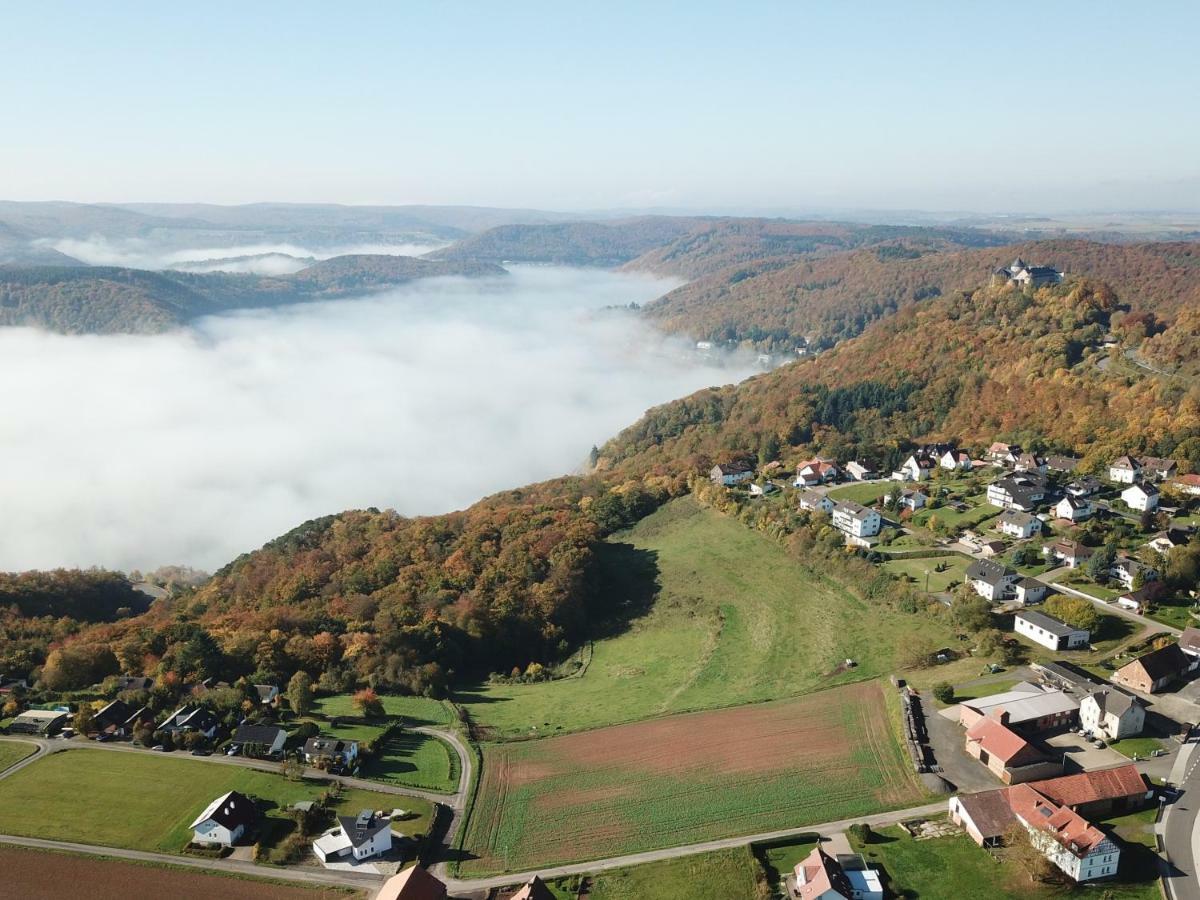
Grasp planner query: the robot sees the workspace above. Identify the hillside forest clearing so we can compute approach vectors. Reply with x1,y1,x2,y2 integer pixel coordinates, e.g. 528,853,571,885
457,497,958,739
460,679,925,874
0,748,433,855
0,845,360,900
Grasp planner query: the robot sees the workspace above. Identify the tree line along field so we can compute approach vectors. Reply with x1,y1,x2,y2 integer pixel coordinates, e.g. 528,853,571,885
456,497,959,739
0,846,360,900
460,680,926,875
0,748,433,854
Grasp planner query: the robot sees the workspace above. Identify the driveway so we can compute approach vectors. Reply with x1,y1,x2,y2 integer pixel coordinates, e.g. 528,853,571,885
1044,731,1129,772
926,706,1003,792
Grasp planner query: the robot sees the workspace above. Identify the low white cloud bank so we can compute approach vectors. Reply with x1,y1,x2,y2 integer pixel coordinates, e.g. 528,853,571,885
37,237,448,273
0,267,755,572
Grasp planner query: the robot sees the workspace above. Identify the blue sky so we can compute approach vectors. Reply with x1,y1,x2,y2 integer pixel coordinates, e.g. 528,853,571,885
2,2,1197,211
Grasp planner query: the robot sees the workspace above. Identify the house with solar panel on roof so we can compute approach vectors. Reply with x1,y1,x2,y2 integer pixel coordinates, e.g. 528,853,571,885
313,809,393,866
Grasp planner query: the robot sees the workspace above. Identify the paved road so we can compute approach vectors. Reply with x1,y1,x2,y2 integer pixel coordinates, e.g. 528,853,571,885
0,832,383,892
0,737,47,778
440,800,950,894
414,726,472,873
1162,740,1200,900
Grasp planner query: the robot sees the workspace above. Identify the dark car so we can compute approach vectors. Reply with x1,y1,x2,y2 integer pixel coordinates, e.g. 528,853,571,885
190,748,212,756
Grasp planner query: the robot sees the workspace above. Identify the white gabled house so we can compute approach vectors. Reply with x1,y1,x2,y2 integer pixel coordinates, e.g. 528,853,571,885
898,488,927,511
1015,577,1048,606
1109,456,1140,484
710,461,754,486
894,454,934,482
1055,495,1093,522
965,559,1019,602
191,791,258,847
1080,689,1145,741
940,448,971,471
1108,557,1157,591
793,457,839,487
845,460,876,481
798,490,835,514
986,473,1047,512
1121,482,1159,513
313,810,393,866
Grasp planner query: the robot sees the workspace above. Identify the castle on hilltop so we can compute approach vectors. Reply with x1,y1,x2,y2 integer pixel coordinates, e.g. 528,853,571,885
992,257,1064,289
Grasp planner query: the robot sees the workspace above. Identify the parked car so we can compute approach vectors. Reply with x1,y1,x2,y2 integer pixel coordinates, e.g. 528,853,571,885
191,748,212,756
1093,739,1107,749
151,744,167,752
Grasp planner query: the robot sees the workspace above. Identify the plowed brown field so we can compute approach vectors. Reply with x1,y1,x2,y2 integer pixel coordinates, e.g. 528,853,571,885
461,680,924,874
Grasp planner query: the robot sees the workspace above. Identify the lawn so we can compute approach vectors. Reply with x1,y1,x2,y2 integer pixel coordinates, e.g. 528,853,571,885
0,748,433,854
851,826,1159,899
881,555,971,593
0,738,37,771
1109,736,1166,760
912,502,1002,531
460,680,927,875
311,694,454,727
362,731,459,794
827,482,889,505
457,497,957,739
752,834,821,887
1146,597,1199,631
948,678,1021,704
548,847,766,900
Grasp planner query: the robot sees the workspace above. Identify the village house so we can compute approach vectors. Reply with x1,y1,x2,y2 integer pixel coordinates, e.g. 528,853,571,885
303,737,359,768
1121,482,1159,513
998,510,1042,539
1014,452,1046,474
965,559,1019,602
987,473,1047,512
1067,477,1102,498
1117,582,1165,614
508,877,558,900
957,682,1078,734
710,460,754,486
1044,539,1094,569
1045,455,1081,474
1112,643,1198,694
831,500,882,547
940,448,972,471
963,713,1061,784
1108,557,1157,591
376,866,448,900
790,845,883,900
1055,495,1093,522
988,442,1022,465
158,705,218,739
1138,456,1178,482
1146,527,1193,554
1015,577,1048,606
254,684,280,707
1168,474,1200,497
1014,610,1089,652
115,675,154,693
1109,456,1141,484
894,453,935,482
793,457,839,487
844,460,876,481
190,791,257,847
992,258,1064,290
898,488,927,511
233,723,288,756
1007,784,1119,881
798,490,835,514
749,481,780,497
979,539,1007,558
1079,689,1146,741
313,810,392,865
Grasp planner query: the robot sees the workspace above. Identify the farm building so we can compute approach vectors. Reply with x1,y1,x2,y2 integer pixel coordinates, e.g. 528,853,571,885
1014,610,1089,652
957,682,1077,734
8,709,67,735
963,713,1060,784
190,791,258,847
1112,644,1197,694
376,866,447,900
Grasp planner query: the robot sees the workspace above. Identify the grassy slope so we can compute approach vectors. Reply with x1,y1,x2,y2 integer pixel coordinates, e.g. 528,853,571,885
362,731,459,794
0,739,37,771
458,497,957,738
310,694,454,727
0,749,432,853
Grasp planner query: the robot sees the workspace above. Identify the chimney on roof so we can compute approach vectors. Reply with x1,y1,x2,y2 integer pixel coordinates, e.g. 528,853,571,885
997,708,1010,725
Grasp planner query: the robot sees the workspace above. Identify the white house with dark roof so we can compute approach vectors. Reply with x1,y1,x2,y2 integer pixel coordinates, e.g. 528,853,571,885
159,705,217,739
1109,456,1141,484
987,473,1048,512
313,810,393,865
831,500,881,546
1080,689,1145,741
1015,577,1048,606
1015,610,1089,651
798,490,835,514
1108,557,1157,591
1138,457,1178,482
1055,495,1093,522
303,737,359,767
1121,482,1159,513
711,461,754,486
966,559,1019,602
845,460,876,481
998,510,1042,539
191,791,258,847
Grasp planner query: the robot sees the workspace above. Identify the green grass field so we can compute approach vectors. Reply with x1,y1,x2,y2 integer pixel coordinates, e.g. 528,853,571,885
852,826,1158,899
881,555,971,592
0,748,432,853
310,694,454,727
362,731,459,793
827,482,889,504
1109,736,1167,760
947,678,1021,704
457,497,957,739
0,739,36,771
547,847,766,900
753,835,821,888
912,502,1002,531
460,681,927,875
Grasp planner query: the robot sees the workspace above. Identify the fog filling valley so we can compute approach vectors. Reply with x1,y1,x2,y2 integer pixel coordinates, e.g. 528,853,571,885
0,267,758,572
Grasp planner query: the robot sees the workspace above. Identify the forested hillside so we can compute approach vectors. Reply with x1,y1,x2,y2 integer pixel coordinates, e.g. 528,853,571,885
642,239,1200,351
0,255,506,334
426,217,709,266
